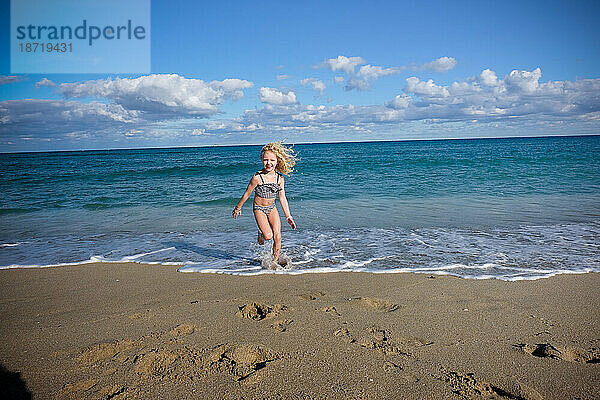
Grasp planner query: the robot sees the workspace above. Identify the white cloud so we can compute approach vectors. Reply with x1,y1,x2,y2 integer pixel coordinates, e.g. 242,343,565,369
258,87,297,105
447,81,481,96
344,77,371,91
243,123,263,131
1,99,139,124
210,78,254,100
334,76,345,84
357,64,401,79
300,78,326,95
191,128,207,136
1,73,261,146
316,56,366,74
386,94,412,109
0,99,141,139
190,123,259,135
65,131,91,139
125,129,143,137
314,55,458,91
219,67,600,136
0,75,26,85
416,56,457,73
55,74,253,117
504,67,541,94
35,78,56,88
237,103,385,129
387,68,600,123
345,64,403,91
199,120,265,134
479,69,498,86
3,68,599,148
404,77,450,98
277,74,291,80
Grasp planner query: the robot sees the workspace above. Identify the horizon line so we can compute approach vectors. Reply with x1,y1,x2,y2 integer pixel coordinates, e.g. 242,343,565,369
1,132,598,155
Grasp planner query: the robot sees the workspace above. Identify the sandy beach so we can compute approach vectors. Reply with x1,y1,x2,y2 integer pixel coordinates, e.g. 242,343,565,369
0,263,598,399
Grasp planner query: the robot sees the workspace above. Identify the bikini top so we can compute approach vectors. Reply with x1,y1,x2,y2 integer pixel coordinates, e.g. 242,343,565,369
255,172,281,199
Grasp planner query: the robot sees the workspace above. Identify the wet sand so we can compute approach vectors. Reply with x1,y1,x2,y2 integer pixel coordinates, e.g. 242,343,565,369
0,263,598,399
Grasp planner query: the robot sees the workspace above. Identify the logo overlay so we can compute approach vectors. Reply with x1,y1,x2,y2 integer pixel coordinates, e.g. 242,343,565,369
11,0,150,73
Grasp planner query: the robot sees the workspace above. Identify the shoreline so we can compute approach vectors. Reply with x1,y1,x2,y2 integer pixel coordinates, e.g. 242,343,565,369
1,262,598,399
1,259,596,282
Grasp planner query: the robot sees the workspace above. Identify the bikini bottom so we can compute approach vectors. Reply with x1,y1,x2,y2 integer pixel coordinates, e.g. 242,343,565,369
253,203,275,216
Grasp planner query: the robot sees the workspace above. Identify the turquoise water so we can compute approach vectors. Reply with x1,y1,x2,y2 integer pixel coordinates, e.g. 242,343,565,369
1,135,599,279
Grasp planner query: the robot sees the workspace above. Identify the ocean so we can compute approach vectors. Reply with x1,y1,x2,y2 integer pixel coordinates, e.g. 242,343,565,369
1,135,599,280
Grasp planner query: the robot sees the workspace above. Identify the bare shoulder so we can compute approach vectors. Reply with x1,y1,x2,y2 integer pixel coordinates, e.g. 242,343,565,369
249,174,261,185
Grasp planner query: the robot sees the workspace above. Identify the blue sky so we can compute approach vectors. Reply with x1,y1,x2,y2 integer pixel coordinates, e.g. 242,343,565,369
1,0,599,152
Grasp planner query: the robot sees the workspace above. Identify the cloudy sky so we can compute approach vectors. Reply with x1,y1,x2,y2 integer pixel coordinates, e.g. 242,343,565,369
1,0,599,152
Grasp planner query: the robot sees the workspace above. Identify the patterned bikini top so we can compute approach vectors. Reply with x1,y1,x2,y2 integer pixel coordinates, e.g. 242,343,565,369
255,172,281,199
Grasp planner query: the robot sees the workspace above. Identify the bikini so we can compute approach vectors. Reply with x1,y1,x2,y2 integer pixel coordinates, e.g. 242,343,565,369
253,172,281,215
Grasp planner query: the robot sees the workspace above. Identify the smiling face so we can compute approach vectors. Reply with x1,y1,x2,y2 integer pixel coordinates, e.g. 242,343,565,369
261,150,278,173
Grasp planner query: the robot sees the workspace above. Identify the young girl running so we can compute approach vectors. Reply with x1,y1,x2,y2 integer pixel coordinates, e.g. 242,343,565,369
232,142,297,266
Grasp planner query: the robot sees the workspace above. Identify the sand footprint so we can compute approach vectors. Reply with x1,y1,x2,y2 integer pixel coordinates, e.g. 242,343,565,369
299,291,326,301
321,306,341,316
334,326,430,382
383,361,421,383
79,337,142,365
271,319,293,332
513,342,600,364
236,303,287,321
65,322,282,396
333,327,355,344
357,326,404,356
334,325,432,357
133,349,181,377
349,296,400,312
169,323,196,336
56,378,99,399
440,369,543,400
206,344,278,381
57,380,131,400
63,324,201,399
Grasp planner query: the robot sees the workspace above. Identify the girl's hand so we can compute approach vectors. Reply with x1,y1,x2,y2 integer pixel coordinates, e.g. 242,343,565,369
233,207,241,219
286,216,296,230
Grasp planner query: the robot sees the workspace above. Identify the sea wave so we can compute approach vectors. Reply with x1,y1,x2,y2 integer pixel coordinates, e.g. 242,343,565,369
4,223,596,281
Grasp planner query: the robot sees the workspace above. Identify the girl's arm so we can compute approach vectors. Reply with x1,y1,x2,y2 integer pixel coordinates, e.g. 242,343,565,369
278,177,296,229
233,176,258,219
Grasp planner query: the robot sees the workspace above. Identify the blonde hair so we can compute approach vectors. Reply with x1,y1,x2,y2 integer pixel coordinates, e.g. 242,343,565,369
261,142,297,175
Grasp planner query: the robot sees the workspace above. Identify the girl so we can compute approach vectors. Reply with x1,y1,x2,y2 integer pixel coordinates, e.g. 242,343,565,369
232,142,297,266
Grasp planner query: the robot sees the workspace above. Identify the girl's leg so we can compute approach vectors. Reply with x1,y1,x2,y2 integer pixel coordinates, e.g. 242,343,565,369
254,209,273,243
268,207,282,262
257,229,265,245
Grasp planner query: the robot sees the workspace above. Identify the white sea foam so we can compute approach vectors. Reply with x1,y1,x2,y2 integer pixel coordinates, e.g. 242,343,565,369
0,257,103,269
0,255,183,270
340,256,395,268
1,222,599,281
0,253,596,281
175,263,597,281
121,247,177,261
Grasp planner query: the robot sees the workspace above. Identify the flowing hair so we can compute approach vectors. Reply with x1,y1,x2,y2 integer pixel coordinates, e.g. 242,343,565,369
261,142,297,175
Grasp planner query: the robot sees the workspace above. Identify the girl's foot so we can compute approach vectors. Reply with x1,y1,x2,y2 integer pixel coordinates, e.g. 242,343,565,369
278,254,290,267
257,230,265,245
